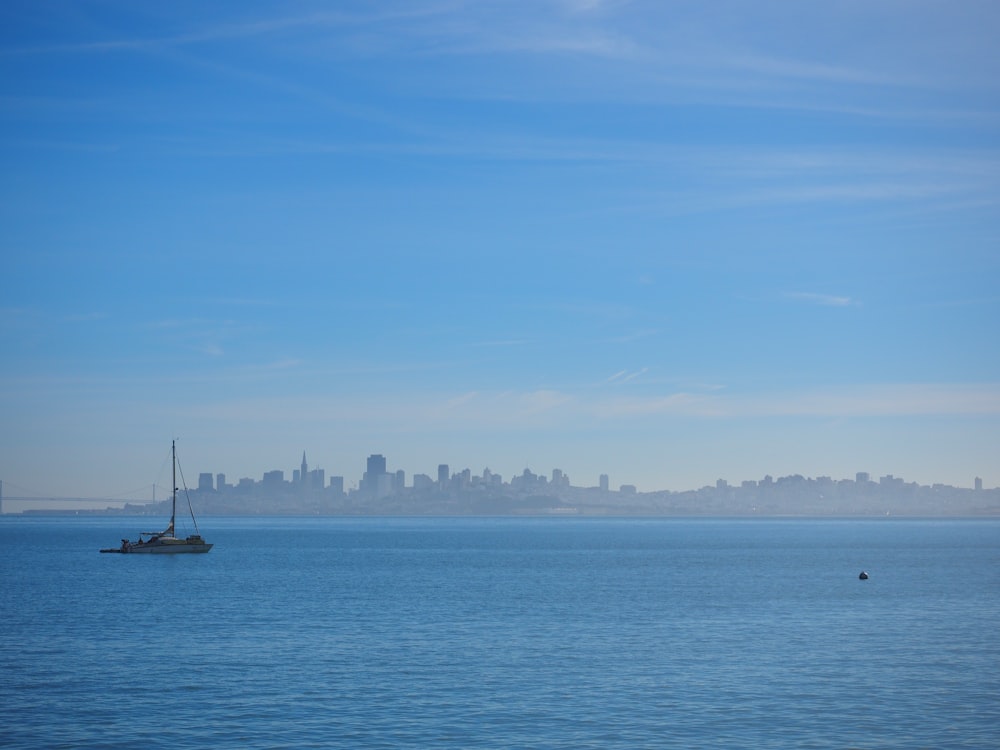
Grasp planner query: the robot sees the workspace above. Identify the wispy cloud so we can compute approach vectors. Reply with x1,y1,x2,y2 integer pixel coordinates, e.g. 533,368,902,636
249,358,303,372
488,29,644,60
193,387,579,426
55,311,107,323
0,6,455,56
559,0,631,13
601,329,658,344
462,382,999,422
604,368,648,385
0,307,37,329
197,382,1000,428
592,383,1000,419
784,292,859,307
445,391,479,408
737,384,1000,419
199,343,225,357
202,297,280,308
725,53,920,88
471,338,531,348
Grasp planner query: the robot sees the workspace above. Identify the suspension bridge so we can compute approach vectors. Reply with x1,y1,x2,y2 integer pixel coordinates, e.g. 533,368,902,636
0,480,161,514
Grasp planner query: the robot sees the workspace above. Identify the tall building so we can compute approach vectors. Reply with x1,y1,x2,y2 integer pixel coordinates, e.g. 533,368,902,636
310,469,325,491
367,454,386,476
362,454,388,495
599,474,609,492
438,464,449,488
374,473,394,499
975,477,983,491
301,452,309,488
198,473,214,492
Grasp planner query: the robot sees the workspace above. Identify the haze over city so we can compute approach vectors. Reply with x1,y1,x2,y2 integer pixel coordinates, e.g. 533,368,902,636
2,1,998,502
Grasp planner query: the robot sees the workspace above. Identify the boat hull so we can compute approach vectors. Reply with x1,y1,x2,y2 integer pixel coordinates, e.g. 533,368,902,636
101,538,213,554
100,544,212,554
126,542,212,554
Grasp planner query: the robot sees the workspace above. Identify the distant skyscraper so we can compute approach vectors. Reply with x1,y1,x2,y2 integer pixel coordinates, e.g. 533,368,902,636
438,464,449,487
301,452,309,487
374,473,393,499
311,469,325,491
362,454,388,495
262,470,284,488
856,472,870,483
599,474,609,492
975,477,983,491
198,472,214,492
367,454,387,476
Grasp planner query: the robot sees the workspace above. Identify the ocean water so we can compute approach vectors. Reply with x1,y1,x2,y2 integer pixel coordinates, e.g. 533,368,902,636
1,516,998,749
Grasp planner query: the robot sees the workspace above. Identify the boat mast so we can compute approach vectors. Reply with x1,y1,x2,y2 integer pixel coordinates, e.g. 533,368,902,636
171,439,177,535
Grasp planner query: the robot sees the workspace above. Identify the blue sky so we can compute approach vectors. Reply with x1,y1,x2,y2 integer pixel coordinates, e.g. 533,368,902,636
2,1,998,501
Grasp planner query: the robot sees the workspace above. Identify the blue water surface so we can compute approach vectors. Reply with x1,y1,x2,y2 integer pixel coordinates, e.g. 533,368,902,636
1,516,998,748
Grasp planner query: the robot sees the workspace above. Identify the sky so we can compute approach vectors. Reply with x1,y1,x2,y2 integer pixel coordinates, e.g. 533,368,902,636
2,0,999,502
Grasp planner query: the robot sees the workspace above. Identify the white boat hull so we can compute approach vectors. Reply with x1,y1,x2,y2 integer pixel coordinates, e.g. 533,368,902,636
127,542,212,554
101,538,213,554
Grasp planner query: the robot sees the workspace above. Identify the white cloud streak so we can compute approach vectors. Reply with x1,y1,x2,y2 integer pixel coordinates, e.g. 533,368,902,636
155,383,1000,430
595,384,1000,419
784,292,858,307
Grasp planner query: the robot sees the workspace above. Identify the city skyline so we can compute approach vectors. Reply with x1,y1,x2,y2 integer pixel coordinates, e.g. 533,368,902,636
2,444,993,509
2,2,999,499
5,450,995,516
195,452,993,497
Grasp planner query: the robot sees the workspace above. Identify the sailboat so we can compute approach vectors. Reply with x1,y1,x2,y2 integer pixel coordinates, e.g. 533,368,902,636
101,440,212,554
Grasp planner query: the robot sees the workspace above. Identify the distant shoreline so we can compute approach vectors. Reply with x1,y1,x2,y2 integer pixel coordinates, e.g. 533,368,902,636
7,509,999,520
4,472,998,517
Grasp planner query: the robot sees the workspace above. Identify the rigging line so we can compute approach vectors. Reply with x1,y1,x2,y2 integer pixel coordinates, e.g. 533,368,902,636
173,448,201,535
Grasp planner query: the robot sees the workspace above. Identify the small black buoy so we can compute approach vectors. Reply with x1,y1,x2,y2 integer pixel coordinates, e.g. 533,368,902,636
859,571,869,580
